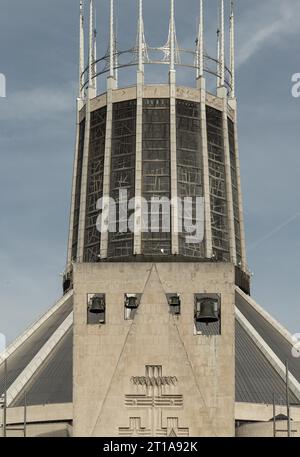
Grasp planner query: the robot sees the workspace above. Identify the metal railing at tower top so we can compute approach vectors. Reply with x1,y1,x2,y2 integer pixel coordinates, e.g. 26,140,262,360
77,0,236,100
80,48,233,96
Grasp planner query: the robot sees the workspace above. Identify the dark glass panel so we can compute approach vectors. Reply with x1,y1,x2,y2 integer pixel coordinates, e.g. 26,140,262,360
83,107,107,262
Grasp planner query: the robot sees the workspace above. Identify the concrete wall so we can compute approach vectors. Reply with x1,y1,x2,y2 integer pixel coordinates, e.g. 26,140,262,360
236,421,300,437
0,403,73,438
73,262,235,437
2,422,71,438
235,402,300,423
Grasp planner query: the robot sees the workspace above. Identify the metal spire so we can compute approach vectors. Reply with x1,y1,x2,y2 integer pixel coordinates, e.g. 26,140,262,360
216,28,221,88
135,0,149,75
197,0,204,78
114,30,119,87
88,0,97,98
92,12,97,94
109,0,114,78
220,0,225,87
161,0,180,66
230,0,235,98
79,0,85,99
170,0,175,72
138,0,144,73
88,0,94,91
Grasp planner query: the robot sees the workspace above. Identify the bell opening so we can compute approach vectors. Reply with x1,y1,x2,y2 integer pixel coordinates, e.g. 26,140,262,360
168,294,181,315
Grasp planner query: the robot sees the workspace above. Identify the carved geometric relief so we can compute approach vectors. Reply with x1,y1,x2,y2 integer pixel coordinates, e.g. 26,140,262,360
119,417,151,437
157,417,189,437
119,365,189,437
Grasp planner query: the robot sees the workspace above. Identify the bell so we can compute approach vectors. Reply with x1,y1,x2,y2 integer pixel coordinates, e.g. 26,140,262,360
169,295,180,307
169,295,181,315
89,296,105,314
125,295,139,309
195,298,219,324
172,305,181,315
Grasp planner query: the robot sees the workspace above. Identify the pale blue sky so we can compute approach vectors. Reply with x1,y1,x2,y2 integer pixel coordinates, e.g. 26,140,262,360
0,0,299,343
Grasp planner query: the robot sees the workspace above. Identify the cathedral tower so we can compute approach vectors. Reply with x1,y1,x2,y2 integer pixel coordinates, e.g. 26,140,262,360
67,0,248,437
1,1,299,440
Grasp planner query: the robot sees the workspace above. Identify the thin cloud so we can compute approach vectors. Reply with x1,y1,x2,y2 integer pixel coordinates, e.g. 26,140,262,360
0,83,76,121
237,0,300,67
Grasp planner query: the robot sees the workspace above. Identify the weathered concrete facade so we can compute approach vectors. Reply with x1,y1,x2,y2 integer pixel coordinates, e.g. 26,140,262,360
73,262,235,437
236,421,300,438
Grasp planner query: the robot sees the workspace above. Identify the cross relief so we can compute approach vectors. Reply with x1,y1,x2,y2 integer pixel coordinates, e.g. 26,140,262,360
119,365,189,437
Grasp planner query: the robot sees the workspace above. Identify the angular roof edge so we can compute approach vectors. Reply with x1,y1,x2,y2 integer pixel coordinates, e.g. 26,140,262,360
236,307,300,401
7,312,73,406
0,290,73,363
236,287,295,347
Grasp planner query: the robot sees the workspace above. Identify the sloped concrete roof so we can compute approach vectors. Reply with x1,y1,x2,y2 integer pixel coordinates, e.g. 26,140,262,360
235,320,298,404
236,291,300,382
12,328,73,407
1,288,299,409
0,293,73,404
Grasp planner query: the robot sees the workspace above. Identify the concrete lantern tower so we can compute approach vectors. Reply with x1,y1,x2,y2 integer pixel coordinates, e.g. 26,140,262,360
1,1,300,439
67,0,248,437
